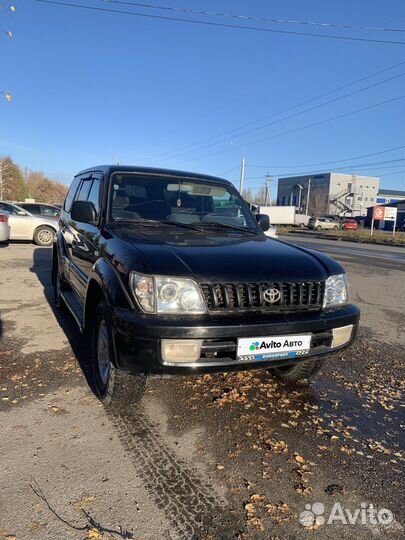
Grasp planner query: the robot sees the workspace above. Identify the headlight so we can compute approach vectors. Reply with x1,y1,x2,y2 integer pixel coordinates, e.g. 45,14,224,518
129,272,207,314
323,273,348,308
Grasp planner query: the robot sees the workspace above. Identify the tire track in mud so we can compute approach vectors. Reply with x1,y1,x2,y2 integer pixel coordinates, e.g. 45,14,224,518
109,410,240,540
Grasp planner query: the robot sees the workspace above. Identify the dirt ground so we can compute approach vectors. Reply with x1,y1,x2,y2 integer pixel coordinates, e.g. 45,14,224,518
0,241,404,540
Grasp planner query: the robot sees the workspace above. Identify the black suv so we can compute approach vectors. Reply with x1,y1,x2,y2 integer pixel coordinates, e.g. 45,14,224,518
53,166,359,405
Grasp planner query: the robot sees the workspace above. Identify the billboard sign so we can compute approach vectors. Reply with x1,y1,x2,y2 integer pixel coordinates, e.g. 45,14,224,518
373,206,385,220
373,206,397,221
383,207,398,221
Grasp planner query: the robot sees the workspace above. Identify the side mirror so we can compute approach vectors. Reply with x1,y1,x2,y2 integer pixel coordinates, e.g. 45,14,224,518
256,213,270,232
71,200,97,224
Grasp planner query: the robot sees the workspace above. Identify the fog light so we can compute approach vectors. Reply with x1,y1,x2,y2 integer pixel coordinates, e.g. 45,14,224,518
331,325,354,348
161,339,203,364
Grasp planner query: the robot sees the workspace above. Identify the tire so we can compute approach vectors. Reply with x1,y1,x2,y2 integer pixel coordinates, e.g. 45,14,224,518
316,225,322,231
91,299,146,409
333,225,338,230
269,358,325,383
34,226,55,246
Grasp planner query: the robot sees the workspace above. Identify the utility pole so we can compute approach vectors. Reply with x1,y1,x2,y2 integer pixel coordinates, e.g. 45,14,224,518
264,173,272,206
305,178,312,216
239,156,246,195
0,161,3,200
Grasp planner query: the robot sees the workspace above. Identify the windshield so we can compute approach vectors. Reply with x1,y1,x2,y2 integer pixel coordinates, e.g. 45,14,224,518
108,173,258,230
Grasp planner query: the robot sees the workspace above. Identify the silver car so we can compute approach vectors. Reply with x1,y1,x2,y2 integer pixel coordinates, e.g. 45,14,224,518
0,210,10,243
0,201,58,246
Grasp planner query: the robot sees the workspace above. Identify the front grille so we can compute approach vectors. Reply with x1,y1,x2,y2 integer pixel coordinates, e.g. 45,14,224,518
200,281,324,313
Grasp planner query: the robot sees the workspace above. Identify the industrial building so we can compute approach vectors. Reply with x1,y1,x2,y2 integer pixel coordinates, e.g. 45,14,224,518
277,173,380,217
376,189,405,205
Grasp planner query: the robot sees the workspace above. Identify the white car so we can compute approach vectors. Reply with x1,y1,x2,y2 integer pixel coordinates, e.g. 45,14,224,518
0,210,10,244
0,201,59,246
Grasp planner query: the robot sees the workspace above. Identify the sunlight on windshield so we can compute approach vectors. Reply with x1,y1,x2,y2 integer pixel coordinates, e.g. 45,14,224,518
110,174,255,229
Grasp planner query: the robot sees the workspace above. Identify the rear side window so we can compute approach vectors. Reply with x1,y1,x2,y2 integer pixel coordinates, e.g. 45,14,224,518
41,206,59,217
63,177,81,212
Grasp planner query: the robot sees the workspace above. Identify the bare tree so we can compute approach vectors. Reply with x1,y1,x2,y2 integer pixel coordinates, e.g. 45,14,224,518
26,171,68,204
0,157,25,200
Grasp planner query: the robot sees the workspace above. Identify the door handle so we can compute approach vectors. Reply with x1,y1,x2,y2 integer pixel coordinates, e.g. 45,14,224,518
72,238,89,252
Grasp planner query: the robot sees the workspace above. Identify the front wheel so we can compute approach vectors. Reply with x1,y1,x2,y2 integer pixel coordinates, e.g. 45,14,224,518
316,225,322,231
34,226,55,246
92,299,146,408
333,225,339,230
269,358,325,383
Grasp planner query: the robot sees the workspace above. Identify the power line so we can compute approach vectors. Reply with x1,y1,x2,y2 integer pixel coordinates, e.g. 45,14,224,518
170,95,405,165
248,145,405,169
243,158,405,182
157,71,405,163
35,0,405,45
102,0,405,33
146,59,405,163
379,169,405,178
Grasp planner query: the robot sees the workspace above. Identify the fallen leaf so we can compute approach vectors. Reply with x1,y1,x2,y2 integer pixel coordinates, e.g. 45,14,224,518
88,529,102,539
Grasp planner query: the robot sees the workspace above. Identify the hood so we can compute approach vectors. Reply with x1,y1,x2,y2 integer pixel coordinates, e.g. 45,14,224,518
111,227,343,282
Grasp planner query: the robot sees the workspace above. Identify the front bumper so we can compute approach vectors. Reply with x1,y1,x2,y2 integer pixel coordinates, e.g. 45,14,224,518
112,303,360,375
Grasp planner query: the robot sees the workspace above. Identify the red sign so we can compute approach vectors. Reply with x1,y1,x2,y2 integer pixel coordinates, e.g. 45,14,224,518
373,206,385,220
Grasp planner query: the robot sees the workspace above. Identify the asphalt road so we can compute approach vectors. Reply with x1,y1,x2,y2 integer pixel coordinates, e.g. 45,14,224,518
0,239,404,540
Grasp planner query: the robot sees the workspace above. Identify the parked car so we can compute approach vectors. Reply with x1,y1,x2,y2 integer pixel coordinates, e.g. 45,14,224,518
308,217,340,230
0,210,10,244
342,219,359,231
53,165,359,407
18,202,60,220
0,201,59,246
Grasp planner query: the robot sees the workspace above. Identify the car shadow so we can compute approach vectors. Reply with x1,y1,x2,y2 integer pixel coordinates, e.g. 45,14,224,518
30,247,98,395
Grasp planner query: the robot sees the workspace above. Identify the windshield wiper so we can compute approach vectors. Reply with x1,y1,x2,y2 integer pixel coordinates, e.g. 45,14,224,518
111,218,202,231
197,221,259,235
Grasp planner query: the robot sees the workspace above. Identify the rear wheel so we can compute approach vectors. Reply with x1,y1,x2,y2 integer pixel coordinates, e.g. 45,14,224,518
316,225,322,231
92,299,146,409
34,226,55,246
333,225,339,230
269,358,325,383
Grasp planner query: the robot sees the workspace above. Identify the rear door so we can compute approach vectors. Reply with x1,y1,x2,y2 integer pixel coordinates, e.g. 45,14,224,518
59,175,82,290
69,175,102,300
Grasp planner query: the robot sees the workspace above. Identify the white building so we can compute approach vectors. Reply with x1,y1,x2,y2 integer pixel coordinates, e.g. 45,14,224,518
277,172,380,217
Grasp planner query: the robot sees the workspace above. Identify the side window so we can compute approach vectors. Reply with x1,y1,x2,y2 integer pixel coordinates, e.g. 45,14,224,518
87,178,100,216
24,204,41,214
76,179,93,202
63,177,81,212
42,206,59,217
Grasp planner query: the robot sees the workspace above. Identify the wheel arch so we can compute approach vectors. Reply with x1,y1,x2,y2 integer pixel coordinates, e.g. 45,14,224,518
84,258,134,333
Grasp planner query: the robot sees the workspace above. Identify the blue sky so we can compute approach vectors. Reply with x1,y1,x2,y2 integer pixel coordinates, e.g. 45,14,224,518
1,0,404,194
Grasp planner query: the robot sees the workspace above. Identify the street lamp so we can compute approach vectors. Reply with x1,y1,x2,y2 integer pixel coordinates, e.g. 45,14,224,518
290,184,303,211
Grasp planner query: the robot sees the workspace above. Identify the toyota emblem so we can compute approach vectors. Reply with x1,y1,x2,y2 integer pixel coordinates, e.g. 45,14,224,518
264,288,281,304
